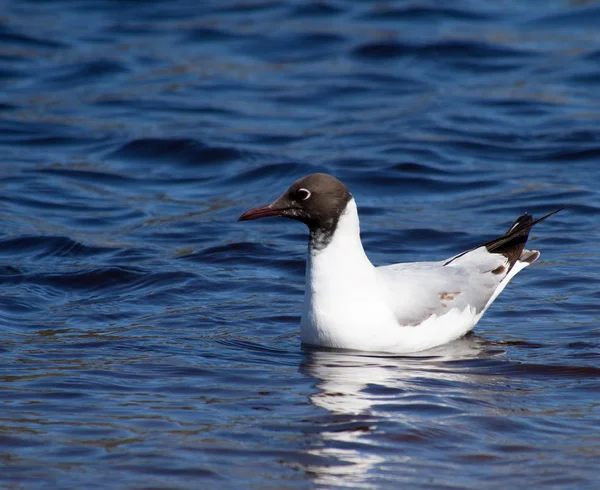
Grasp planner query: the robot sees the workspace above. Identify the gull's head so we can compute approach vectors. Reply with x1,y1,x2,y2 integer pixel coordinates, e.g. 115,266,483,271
238,173,353,233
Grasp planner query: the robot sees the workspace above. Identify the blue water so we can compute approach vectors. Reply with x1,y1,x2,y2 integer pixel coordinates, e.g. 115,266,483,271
1,0,599,488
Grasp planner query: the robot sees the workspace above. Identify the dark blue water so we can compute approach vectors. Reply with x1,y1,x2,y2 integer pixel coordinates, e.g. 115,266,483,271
1,0,599,488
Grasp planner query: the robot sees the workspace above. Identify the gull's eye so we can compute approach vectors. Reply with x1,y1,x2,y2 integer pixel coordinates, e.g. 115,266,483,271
297,188,311,201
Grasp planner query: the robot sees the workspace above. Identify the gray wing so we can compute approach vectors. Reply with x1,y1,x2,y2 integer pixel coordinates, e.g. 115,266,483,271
376,246,509,326
377,208,565,327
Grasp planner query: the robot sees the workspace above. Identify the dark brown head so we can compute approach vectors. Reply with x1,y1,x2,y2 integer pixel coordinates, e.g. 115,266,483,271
238,173,353,247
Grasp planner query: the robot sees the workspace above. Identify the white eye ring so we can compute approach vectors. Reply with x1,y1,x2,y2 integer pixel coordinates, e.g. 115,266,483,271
298,188,311,201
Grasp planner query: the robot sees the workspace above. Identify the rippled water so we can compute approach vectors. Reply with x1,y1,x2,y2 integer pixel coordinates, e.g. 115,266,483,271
1,0,599,488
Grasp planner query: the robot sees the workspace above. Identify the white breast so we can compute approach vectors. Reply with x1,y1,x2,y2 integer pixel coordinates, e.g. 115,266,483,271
299,199,486,353
300,200,432,351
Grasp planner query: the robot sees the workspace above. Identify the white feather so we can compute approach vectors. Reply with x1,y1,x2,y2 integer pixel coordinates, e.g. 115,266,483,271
300,199,536,353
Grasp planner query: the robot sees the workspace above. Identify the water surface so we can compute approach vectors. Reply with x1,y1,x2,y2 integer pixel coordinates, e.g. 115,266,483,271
0,0,599,488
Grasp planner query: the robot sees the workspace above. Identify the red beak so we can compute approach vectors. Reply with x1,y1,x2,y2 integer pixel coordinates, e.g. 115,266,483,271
238,203,286,221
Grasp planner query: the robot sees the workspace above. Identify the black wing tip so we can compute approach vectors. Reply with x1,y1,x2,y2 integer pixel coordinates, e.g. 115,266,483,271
521,204,571,231
444,205,569,268
506,212,533,234
488,205,569,268
506,205,570,237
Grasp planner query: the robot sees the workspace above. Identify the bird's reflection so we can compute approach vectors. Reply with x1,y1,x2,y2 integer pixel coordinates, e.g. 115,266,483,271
302,334,492,415
297,334,502,487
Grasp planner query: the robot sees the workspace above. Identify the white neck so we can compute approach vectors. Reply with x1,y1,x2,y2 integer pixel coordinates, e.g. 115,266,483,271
308,198,370,268
304,201,372,306
301,199,381,346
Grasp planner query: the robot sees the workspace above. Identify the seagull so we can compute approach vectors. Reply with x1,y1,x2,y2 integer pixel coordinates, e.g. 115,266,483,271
238,173,565,354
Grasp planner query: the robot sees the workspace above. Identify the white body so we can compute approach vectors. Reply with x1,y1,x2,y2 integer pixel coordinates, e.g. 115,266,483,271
300,199,534,354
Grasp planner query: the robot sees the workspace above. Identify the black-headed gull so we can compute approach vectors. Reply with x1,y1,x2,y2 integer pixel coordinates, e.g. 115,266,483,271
239,173,565,353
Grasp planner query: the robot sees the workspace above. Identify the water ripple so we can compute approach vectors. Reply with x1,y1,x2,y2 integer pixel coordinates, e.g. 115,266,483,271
0,0,598,488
